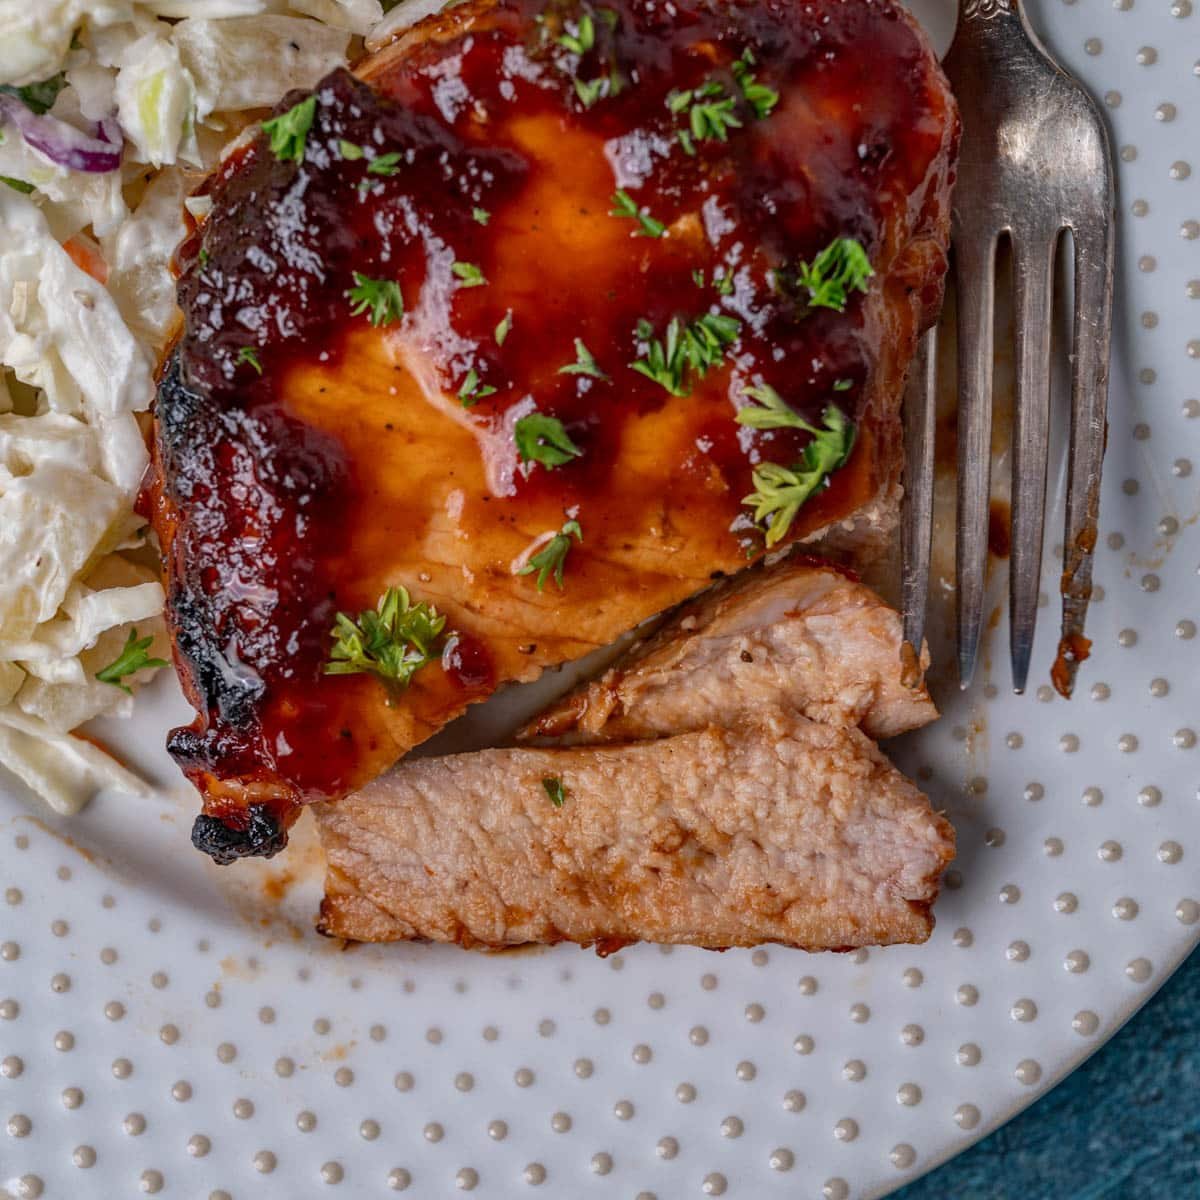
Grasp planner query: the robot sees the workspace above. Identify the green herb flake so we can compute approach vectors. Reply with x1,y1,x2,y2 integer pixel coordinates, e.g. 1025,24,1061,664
367,151,403,177
666,88,693,115
198,247,210,267
609,189,665,238
716,270,734,296
514,413,583,468
731,49,779,120
796,237,874,312
339,139,365,160
1,176,34,194
692,268,705,288
543,777,567,807
96,628,169,695
261,94,316,163
452,261,486,288
495,310,513,346
557,338,608,380
630,311,741,397
833,378,853,391
741,406,856,546
325,585,449,689
0,72,66,116
458,368,497,407
519,520,583,591
472,206,491,225
735,384,810,431
574,77,605,108
668,79,742,154
236,346,262,375
346,273,405,327
557,11,595,54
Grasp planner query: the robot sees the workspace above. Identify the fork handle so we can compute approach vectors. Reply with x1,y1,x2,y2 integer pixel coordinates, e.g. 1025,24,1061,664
960,0,1019,20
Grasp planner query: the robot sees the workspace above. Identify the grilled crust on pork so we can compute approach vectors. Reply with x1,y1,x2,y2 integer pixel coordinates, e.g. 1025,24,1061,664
149,0,959,860
315,710,954,950
522,555,938,745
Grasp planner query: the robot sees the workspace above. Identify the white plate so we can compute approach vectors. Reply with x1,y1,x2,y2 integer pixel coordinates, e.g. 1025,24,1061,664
2,1,1198,1197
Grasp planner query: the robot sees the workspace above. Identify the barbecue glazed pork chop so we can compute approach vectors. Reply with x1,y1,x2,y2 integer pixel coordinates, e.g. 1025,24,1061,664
522,556,939,745
148,0,958,861
316,709,954,950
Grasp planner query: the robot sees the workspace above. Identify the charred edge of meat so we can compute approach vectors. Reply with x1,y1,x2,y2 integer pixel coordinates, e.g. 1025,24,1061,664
157,354,265,725
191,805,287,864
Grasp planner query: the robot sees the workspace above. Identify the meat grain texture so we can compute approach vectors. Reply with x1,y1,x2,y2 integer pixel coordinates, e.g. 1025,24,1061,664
317,710,956,951
524,557,939,745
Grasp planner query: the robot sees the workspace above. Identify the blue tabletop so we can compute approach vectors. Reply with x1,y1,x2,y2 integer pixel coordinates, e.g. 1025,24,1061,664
893,948,1200,1200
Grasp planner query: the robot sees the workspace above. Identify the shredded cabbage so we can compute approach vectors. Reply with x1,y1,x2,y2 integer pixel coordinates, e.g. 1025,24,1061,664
0,0,398,813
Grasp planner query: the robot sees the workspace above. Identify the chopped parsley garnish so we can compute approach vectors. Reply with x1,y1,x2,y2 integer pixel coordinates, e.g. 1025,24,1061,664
543,777,567,807
796,237,874,312
514,413,582,467
458,368,497,407
96,628,169,695
549,5,621,108
325,586,449,689
668,80,742,155
519,520,583,591
731,49,779,120
693,268,735,295
557,11,595,54
262,95,316,163
0,177,34,194
630,312,741,397
236,346,262,375
368,151,403,177
495,310,513,346
741,406,856,546
735,384,812,431
198,247,210,267
472,206,491,225
557,338,608,380
0,73,66,116
609,189,665,238
346,273,404,327
452,261,486,288
341,141,402,176
574,77,606,108
833,378,853,391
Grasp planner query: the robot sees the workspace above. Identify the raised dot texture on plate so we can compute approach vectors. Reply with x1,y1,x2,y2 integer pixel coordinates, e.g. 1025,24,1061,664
0,4,1197,1200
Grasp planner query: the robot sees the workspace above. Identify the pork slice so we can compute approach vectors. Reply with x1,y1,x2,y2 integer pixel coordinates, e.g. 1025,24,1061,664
315,710,955,951
521,557,937,745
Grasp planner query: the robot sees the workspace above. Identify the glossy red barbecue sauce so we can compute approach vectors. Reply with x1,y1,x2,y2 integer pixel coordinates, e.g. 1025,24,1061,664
151,0,952,844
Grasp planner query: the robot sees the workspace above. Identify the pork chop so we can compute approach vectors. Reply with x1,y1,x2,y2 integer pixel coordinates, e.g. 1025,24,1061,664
148,0,958,860
315,709,955,950
522,555,938,744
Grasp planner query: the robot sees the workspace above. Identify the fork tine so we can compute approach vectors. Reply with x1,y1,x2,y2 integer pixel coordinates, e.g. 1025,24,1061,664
953,234,998,689
1055,221,1115,697
1009,230,1059,694
901,327,937,660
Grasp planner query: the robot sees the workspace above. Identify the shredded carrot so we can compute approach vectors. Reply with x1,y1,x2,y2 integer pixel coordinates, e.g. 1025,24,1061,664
72,730,129,770
63,234,109,285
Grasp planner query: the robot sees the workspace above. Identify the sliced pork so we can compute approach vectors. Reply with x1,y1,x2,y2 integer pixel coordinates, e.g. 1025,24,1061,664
315,710,955,951
522,557,938,745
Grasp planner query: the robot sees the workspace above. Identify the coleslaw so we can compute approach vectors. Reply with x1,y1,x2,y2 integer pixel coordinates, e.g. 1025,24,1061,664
0,0,431,813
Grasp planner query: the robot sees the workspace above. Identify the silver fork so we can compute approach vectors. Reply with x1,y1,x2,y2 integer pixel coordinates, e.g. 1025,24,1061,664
901,0,1115,696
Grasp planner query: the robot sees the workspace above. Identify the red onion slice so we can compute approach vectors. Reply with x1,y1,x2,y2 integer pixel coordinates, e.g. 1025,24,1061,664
0,95,123,174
